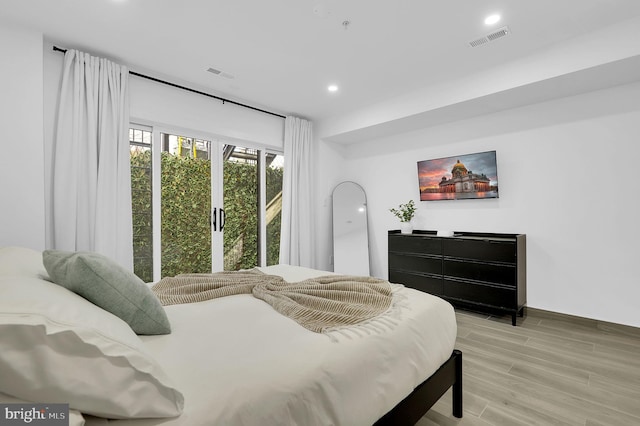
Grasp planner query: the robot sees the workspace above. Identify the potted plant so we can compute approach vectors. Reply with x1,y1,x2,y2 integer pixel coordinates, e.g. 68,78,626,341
390,200,416,234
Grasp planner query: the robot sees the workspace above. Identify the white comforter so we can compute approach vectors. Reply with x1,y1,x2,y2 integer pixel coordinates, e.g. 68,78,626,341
86,265,457,426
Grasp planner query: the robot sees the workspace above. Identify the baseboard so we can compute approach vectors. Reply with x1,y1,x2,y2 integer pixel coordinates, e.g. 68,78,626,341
525,307,640,338
454,305,640,337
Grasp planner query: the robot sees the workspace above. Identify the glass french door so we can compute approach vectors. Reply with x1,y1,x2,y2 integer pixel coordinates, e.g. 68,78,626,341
218,143,284,271
221,146,258,271
265,153,284,266
219,147,283,270
130,126,283,282
159,132,213,277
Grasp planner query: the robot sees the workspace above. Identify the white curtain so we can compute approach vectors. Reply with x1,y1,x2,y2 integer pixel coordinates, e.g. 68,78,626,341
47,49,133,269
279,116,314,267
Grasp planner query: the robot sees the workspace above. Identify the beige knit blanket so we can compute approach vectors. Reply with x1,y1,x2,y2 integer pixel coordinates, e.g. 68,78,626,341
152,269,393,333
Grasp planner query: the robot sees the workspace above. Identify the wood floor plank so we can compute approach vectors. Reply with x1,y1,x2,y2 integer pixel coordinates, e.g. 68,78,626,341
465,334,590,381
418,409,494,426
588,371,640,396
592,341,640,368
462,360,588,425
453,341,514,373
421,308,640,425
507,363,640,420
428,388,489,418
535,318,640,350
463,327,640,389
479,403,576,426
525,332,595,353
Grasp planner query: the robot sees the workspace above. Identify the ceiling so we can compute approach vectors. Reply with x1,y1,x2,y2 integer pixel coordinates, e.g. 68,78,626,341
3,0,640,123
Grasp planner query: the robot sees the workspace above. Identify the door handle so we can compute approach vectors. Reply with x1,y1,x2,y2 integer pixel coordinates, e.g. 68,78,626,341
212,208,225,232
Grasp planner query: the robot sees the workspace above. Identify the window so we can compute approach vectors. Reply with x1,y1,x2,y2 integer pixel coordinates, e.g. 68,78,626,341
223,145,258,271
160,132,213,278
129,125,283,281
265,153,284,265
129,127,153,282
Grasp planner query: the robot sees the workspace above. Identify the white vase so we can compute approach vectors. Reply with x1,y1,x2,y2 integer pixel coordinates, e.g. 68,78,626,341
400,222,413,234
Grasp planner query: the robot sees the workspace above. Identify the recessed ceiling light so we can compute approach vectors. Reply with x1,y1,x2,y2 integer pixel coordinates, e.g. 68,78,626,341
484,14,501,25
327,84,338,93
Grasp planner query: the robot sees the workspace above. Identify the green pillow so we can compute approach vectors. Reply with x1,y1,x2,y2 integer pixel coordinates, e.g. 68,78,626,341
43,250,170,335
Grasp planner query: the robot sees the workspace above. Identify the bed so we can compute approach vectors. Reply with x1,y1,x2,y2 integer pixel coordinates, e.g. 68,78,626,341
0,247,462,425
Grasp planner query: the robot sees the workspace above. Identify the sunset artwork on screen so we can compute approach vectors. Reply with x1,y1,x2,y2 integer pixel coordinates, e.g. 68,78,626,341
417,151,499,201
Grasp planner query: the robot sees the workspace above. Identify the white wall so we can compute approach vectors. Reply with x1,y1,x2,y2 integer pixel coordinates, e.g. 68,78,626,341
316,81,640,328
0,23,45,250
314,139,348,270
129,77,284,149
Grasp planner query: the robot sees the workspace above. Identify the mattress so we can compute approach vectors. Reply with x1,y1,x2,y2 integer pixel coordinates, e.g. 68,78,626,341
85,265,457,426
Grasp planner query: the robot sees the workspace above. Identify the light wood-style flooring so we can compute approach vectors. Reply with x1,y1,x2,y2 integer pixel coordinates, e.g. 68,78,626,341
418,308,640,426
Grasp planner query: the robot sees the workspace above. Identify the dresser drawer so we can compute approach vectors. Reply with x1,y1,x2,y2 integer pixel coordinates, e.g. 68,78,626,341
389,253,442,275
444,279,516,309
443,238,516,263
389,270,443,296
443,258,516,286
389,235,441,255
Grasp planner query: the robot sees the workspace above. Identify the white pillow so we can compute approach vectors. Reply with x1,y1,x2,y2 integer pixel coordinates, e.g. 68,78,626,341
257,264,335,282
0,250,184,419
0,246,49,278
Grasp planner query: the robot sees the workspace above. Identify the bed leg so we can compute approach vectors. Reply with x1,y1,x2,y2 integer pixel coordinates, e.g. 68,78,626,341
452,349,463,418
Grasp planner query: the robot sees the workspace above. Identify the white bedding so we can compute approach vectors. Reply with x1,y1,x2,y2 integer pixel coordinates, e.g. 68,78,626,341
86,265,457,426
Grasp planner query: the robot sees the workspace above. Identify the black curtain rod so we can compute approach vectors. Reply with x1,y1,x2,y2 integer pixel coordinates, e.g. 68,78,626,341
52,46,286,119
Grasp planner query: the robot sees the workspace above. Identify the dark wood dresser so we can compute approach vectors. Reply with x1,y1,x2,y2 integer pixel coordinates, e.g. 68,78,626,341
388,230,526,325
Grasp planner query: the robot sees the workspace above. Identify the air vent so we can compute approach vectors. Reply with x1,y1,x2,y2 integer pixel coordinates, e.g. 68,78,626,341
207,67,235,79
487,27,509,41
469,37,489,47
469,26,510,47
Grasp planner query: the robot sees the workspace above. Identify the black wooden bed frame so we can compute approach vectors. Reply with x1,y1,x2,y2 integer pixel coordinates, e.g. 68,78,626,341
374,349,463,425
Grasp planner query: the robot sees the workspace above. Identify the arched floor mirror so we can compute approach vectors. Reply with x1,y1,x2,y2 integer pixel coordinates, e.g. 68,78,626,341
332,181,370,276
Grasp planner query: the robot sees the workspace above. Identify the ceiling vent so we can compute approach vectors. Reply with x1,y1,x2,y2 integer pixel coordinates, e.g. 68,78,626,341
207,67,235,79
469,26,510,47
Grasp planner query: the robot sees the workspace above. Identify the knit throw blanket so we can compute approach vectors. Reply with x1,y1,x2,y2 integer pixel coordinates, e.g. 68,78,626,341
152,269,393,333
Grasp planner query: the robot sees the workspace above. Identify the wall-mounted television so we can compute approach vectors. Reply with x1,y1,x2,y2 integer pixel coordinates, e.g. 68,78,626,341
417,150,499,201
